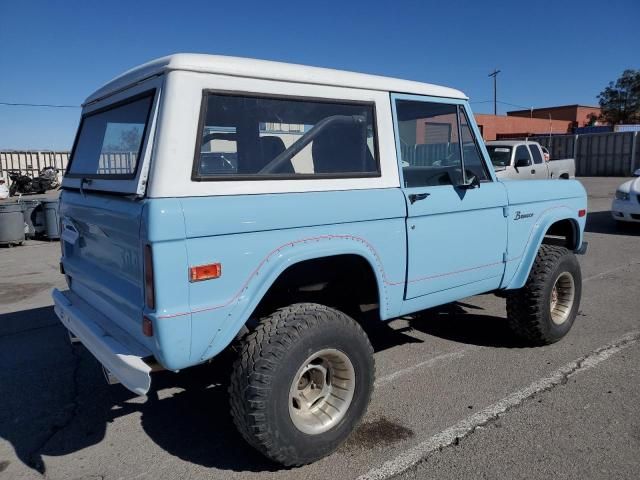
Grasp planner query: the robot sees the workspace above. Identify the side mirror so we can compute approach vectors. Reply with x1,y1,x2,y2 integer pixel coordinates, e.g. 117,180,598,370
515,158,530,168
458,174,480,189
634,168,640,177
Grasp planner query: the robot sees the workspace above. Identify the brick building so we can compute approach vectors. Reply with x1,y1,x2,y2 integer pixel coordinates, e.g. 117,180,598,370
474,104,602,141
507,104,601,127
474,114,573,141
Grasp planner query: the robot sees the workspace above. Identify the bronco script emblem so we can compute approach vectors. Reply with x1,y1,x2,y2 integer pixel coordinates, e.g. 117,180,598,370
514,211,534,220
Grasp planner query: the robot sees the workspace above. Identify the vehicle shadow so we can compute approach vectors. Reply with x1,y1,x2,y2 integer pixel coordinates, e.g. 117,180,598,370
0,304,423,475
585,210,640,236
406,302,529,348
0,305,281,474
0,300,520,475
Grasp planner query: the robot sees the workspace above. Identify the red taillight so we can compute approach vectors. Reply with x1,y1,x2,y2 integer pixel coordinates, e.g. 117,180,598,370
142,316,154,337
189,263,222,282
578,209,586,217
144,244,155,309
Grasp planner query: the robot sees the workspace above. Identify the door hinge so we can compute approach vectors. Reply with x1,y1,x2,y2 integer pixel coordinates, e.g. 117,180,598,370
503,206,510,218
503,251,509,263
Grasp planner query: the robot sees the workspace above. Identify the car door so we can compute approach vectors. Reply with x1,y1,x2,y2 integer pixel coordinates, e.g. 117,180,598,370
528,143,548,179
514,145,539,179
391,94,508,300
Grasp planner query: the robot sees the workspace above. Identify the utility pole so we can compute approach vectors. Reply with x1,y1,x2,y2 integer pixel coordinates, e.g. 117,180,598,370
488,69,501,115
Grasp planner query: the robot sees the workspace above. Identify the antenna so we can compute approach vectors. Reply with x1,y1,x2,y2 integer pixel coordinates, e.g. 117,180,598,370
488,69,501,115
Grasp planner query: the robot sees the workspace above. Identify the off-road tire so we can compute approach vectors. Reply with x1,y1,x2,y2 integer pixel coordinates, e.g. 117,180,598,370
228,303,374,466
506,245,582,345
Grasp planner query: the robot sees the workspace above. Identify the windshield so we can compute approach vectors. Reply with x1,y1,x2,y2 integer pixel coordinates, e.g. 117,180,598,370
486,145,513,167
68,92,154,178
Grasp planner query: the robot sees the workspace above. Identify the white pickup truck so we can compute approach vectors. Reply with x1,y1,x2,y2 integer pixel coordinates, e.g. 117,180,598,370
486,140,575,180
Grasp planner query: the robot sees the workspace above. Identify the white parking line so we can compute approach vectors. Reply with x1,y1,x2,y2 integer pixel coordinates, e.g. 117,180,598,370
358,330,640,480
374,349,471,388
583,260,640,282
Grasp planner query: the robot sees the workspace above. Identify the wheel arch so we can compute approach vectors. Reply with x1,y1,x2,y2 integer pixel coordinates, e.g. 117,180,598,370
197,241,389,361
505,213,582,290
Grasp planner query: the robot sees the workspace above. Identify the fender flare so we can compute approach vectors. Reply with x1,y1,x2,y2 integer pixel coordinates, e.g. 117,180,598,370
505,208,581,290
197,235,391,361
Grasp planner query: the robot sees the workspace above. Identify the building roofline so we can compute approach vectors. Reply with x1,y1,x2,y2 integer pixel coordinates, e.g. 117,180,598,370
507,104,600,114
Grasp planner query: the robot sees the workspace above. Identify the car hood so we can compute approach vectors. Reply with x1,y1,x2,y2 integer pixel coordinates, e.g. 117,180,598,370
617,177,640,194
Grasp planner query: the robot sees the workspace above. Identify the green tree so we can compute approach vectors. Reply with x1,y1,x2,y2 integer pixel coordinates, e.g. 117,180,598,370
597,69,640,124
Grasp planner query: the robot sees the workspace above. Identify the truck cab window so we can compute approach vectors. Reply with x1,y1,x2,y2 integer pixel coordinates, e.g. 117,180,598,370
515,145,532,166
529,144,544,164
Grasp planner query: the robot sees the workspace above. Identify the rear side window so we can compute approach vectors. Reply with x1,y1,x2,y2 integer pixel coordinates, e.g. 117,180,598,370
68,92,154,178
194,93,378,179
487,146,512,167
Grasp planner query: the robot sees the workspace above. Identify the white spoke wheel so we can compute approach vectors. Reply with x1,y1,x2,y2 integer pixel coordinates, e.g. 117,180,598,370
507,245,582,345
549,272,575,325
289,349,356,435
229,303,374,466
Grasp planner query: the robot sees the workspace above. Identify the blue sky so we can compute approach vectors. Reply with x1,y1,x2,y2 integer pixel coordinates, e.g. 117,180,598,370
1,0,638,150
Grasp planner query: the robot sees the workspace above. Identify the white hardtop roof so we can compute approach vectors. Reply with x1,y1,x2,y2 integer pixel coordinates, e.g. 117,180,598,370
84,53,467,105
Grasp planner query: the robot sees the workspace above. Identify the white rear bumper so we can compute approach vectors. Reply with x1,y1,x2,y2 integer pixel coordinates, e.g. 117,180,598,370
52,288,152,395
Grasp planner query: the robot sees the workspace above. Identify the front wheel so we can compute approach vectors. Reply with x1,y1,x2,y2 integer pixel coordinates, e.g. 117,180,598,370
229,303,374,466
506,245,582,345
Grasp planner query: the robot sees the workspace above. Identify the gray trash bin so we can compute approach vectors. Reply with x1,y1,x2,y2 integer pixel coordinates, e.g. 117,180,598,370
43,199,60,240
0,202,26,246
20,199,44,238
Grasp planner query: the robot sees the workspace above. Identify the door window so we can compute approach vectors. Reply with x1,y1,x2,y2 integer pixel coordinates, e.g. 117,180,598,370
514,145,532,166
395,100,463,187
529,144,544,164
459,107,490,181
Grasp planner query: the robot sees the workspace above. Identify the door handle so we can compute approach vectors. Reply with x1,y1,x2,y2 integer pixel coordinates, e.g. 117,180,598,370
531,169,536,174
61,218,79,246
409,193,430,204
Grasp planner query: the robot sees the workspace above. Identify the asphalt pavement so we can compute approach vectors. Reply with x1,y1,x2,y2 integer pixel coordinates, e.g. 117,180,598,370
0,177,638,480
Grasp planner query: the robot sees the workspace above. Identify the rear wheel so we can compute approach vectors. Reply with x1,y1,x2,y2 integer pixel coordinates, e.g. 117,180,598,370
229,303,374,466
506,245,582,345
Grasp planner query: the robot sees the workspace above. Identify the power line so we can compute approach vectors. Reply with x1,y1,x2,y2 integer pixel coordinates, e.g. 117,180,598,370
470,99,533,110
0,101,80,108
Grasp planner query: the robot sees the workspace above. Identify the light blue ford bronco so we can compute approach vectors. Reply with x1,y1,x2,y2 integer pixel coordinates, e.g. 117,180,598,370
53,54,588,466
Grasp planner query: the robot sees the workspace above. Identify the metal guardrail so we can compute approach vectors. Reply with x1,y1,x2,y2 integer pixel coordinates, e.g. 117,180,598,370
0,151,69,179
1,151,138,186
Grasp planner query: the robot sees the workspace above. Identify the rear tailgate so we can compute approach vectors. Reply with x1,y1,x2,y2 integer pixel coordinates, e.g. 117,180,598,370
58,79,161,347
60,191,148,343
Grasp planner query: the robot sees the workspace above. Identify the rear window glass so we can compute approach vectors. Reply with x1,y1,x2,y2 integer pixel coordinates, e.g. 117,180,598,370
486,146,512,167
68,92,154,178
195,93,378,179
